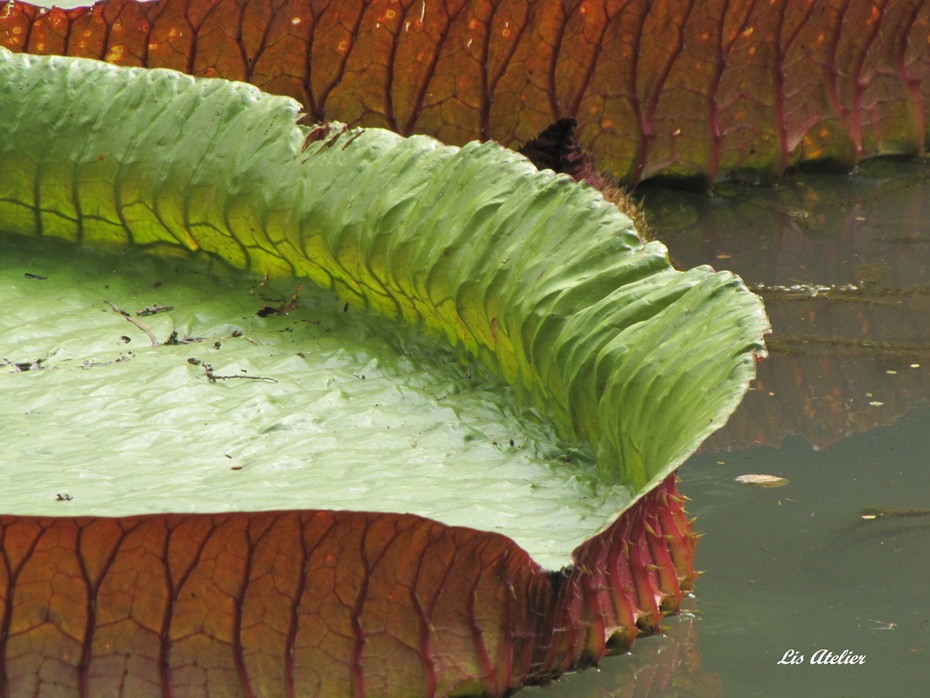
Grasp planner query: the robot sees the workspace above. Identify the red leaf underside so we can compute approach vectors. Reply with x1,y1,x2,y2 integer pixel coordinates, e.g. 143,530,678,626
0,475,694,696
1,0,927,184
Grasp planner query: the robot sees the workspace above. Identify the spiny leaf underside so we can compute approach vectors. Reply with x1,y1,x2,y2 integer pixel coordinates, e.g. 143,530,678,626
0,0,927,184
0,476,693,697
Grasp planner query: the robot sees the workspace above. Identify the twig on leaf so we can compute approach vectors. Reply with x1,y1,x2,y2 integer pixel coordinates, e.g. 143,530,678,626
107,300,160,346
187,357,277,384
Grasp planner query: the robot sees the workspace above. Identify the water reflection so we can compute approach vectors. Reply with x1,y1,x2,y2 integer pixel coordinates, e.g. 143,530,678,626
525,611,722,697
644,160,930,450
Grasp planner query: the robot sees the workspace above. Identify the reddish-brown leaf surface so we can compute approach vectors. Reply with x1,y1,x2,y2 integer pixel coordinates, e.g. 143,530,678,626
1,0,928,184
0,476,693,696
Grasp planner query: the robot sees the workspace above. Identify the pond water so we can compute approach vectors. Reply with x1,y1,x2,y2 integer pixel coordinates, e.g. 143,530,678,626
534,161,930,695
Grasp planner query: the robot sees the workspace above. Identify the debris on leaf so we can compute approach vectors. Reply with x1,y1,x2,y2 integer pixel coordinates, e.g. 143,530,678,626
196,360,277,384
10,358,44,371
164,330,203,345
137,304,174,316
257,285,302,316
107,300,160,346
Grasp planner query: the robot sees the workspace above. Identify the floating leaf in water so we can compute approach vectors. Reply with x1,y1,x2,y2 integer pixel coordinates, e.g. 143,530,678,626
860,507,930,520
735,474,789,488
0,49,768,695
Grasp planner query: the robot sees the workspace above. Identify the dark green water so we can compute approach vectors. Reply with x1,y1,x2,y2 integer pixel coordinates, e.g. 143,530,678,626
534,162,930,696
536,405,930,697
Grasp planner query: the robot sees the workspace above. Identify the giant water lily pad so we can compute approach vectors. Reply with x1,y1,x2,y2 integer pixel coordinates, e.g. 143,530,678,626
0,49,768,695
